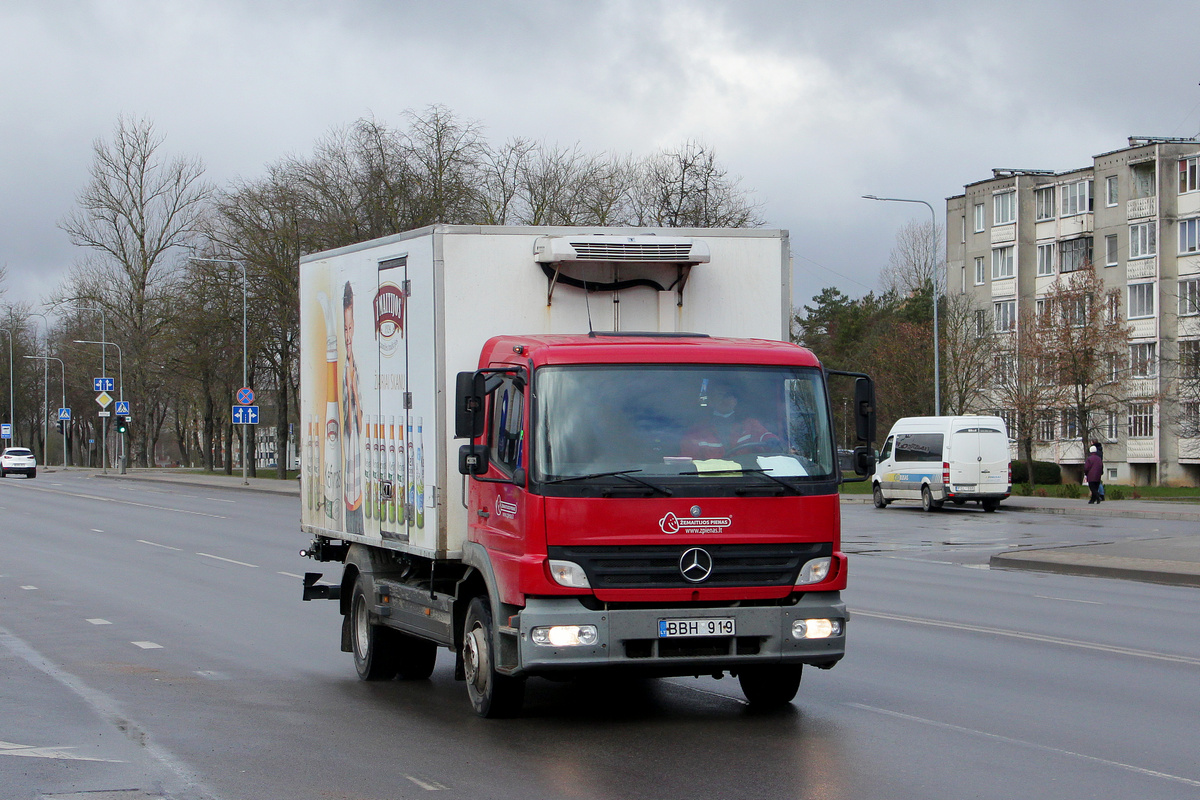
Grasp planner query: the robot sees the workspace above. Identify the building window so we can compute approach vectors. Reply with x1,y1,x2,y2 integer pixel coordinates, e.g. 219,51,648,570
992,353,1014,386
1105,292,1121,324
1060,237,1091,273
1037,243,1055,276
1129,222,1156,259
1038,411,1056,442
975,309,987,338
993,300,1016,332
1105,353,1120,383
1061,180,1093,216
974,203,985,233
1129,342,1157,378
1128,402,1154,438
1180,156,1199,194
1180,218,1200,255
1128,283,1155,319
960,215,966,244
1106,410,1120,441
1035,187,1055,221
992,246,1014,280
1105,234,1119,267
996,409,1016,432
1036,298,1055,326
1180,339,1200,379
1106,175,1119,207
1060,409,1078,440
1131,162,1156,199
1183,401,1200,439
994,191,1016,226
960,263,966,294
1063,294,1090,327
1181,279,1200,316
974,256,986,285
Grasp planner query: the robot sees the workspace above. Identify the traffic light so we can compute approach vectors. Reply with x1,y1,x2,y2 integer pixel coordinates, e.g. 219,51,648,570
115,416,128,434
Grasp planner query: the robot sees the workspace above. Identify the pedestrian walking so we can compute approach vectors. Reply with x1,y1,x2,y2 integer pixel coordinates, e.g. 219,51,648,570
1084,445,1103,504
1091,440,1106,501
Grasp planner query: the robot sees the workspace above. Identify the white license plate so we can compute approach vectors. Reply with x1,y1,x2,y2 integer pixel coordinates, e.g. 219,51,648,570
658,618,735,638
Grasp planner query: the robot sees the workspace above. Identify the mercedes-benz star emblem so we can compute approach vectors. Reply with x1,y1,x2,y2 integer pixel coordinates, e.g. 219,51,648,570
679,547,714,583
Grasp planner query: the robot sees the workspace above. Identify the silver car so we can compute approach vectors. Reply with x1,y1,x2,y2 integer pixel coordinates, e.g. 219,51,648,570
1,447,37,478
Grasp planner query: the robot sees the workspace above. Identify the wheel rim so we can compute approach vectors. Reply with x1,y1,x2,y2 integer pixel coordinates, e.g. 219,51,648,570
464,622,490,695
354,596,370,659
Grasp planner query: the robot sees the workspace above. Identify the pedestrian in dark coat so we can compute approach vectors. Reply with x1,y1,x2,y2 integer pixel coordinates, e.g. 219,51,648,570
1084,445,1103,504
1091,441,1106,500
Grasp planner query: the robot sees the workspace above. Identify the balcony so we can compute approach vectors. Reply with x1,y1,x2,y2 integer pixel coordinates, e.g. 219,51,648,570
1127,196,1157,219
990,225,1016,245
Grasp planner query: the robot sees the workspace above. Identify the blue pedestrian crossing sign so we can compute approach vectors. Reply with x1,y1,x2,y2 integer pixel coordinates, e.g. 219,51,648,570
93,377,115,393
114,400,130,416
1,423,10,439
58,408,71,421
232,405,259,425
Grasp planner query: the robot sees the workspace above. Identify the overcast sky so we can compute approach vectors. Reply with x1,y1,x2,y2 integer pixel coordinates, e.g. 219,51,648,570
3,0,1199,315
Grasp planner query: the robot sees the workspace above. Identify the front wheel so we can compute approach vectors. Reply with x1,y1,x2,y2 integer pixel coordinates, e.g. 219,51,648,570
738,664,802,708
872,483,888,509
351,575,398,681
462,596,525,718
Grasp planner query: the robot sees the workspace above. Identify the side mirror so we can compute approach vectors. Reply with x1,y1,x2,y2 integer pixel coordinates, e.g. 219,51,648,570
854,376,876,445
455,371,487,439
853,445,876,477
459,444,490,476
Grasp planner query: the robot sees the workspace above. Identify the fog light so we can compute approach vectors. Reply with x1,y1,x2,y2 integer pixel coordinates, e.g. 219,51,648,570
531,625,599,647
791,618,842,639
548,560,591,588
796,557,832,585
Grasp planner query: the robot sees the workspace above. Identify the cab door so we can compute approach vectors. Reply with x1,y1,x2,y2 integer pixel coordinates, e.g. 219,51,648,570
468,371,529,559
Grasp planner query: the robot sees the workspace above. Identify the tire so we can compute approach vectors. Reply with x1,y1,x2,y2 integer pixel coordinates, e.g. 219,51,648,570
872,483,888,509
921,485,942,512
29,469,36,479
738,664,803,708
395,632,438,680
952,499,965,506
351,575,398,681
462,595,525,718
982,498,1000,513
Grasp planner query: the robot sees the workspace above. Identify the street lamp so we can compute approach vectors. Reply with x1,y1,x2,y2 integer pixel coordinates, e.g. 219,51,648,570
23,355,66,468
75,340,124,474
0,328,12,446
189,256,249,485
863,194,942,416
57,303,109,473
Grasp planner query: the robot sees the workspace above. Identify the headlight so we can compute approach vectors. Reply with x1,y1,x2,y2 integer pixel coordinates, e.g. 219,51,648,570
548,559,590,588
791,618,843,639
531,625,599,647
796,557,832,585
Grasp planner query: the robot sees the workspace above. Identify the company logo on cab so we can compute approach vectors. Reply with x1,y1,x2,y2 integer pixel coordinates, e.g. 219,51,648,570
658,512,732,535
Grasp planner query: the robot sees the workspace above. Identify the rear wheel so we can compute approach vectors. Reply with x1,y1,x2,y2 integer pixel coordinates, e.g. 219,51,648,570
351,575,398,681
921,485,942,512
738,664,802,708
872,483,888,509
395,633,438,680
462,596,525,718
982,498,1000,513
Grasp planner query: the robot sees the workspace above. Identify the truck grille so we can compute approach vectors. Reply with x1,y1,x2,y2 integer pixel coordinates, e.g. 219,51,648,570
546,543,832,589
567,241,696,262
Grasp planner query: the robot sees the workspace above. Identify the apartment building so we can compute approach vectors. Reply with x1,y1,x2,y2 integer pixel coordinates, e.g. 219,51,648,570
947,137,1200,487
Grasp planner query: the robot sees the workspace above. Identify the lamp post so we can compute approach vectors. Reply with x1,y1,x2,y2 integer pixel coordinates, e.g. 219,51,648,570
189,257,249,485
58,304,109,472
0,328,12,446
863,194,942,416
24,355,66,468
75,340,124,474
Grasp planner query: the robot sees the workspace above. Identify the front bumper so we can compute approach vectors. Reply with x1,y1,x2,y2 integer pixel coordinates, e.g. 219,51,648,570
511,592,846,678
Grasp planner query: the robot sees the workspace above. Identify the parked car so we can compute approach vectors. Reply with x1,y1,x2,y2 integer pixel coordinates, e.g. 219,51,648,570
1,447,37,478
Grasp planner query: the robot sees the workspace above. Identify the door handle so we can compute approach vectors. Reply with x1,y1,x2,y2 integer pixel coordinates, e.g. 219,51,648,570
477,508,490,519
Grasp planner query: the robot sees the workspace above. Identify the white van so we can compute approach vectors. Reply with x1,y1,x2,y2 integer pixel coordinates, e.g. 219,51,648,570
871,416,1011,512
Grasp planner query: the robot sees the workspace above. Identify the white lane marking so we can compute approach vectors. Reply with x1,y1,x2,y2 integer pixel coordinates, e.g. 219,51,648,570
0,739,125,763
86,619,112,625
131,641,163,649
405,775,449,791
278,571,304,579
138,539,182,551
1034,595,1104,605
13,483,227,518
20,586,37,590
205,497,236,503
196,553,259,569
850,703,1200,788
854,609,1200,666
194,670,230,680
91,528,104,532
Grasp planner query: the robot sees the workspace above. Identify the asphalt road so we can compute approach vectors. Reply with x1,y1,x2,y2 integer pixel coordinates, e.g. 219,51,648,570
2,473,1198,799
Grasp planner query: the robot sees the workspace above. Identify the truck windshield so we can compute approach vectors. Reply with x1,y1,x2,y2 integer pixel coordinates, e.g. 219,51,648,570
533,365,835,486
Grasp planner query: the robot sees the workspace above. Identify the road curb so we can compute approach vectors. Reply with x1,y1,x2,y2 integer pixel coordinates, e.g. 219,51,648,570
840,494,1200,523
989,550,1200,588
90,471,301,497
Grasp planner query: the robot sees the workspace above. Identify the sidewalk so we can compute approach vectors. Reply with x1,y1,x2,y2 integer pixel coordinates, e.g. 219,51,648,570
62,468,1200,589
843,491,1200,588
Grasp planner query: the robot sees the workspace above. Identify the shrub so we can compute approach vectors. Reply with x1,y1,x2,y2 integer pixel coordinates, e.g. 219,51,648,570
1011,460,1062,485
1105,485,1126,500
1052,483,1082,499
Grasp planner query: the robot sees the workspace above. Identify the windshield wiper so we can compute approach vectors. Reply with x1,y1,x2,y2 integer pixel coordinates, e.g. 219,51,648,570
679,467,800,495
543,469,672,497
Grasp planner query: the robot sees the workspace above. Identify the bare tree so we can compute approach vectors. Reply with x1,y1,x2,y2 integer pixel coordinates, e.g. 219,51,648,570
58,116,212,466
633,140,764,228
940,294,995,416
880,219,943,297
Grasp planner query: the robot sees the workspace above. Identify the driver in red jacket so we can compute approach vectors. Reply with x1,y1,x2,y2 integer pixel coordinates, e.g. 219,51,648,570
681,380,781,459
